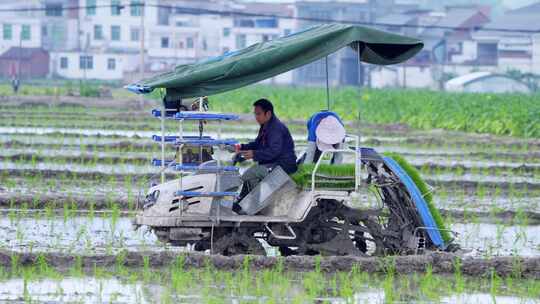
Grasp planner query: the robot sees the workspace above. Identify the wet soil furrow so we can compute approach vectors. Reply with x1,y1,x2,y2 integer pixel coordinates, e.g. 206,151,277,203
0,251,538,278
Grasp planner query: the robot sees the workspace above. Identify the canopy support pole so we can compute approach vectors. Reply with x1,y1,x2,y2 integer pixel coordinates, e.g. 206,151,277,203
356,43,363,183
160,102,165,184
325,56,330,111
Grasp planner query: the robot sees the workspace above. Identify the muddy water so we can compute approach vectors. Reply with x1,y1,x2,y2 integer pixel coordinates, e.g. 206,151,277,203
453,222,540,257
4,159,539,184
0,276,538,304
0,127,305,141
422,172,540,184
0,216,162,254
0,161,158,175
0,147,154,159
0,278,158,303
5,147,540,174
434,196,540,214
1,214,539,257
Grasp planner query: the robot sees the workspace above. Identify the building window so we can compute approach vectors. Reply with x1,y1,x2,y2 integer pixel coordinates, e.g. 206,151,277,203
130,1,142,16
186,37,194,48
41,25,48,37
94,25,103,40
80,55,93,70
234,19,255,28
161,37,169,48
477,43,498,65
107,58,116,70
45,3,63,16
223,27,230,37
176,21,191,27
130,28,139,41
111,0,121,16
86,0,96,16
235,34,246,49
60,57,68,69
111,25,121,41
21,25,31,40
255,18,277,28
3,24,12,40
158,6,171,25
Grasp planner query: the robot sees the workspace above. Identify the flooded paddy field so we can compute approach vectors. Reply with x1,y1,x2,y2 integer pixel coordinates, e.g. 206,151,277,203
0,214,539,257
1,100,540,302
0,259,539,303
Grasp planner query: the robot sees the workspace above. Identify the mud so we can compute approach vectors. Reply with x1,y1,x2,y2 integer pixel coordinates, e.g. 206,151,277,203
4,152,540,174
408,161,540,174
2,168,175,181
393,150,540,163
5,163,540,192
1,214,538,257
440,209,540,225
2,191,540,223
5,126,540,150
0,192,134,210
364,136,540,150
0,250,538,278
431,179,540,192
0,152,151,165
1,139,155,151
0,95,150,109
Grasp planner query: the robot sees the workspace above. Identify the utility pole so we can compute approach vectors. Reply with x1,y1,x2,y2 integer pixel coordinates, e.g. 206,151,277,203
366,0,374,88
139,1,145,109
18,28,22,83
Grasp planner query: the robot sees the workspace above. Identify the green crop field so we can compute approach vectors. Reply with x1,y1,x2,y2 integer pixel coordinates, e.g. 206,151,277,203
3,83,538,137
208,86,540,137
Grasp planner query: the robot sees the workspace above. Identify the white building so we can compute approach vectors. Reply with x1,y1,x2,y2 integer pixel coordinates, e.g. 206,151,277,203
0,0,81,55
0,0,42,56
77,0,152,52
50,50,139,80
472,3,540,74
145,1,226,67
218,2,296,84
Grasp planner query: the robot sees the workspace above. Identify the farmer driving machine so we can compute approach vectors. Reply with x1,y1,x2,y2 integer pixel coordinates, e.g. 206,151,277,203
127,24,458,256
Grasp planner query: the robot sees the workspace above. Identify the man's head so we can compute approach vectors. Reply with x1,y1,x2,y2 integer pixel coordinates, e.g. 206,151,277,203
253,98,274,125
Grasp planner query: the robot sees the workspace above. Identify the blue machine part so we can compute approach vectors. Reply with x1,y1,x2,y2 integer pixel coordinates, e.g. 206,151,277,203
175,138,239,146
152,135,212,143
151,109,239,121
151,109,177,118
152,135,179,142
151,158,175,166
306,111,344,142
382,156,446,249
175,164,239,172
175,112,239,121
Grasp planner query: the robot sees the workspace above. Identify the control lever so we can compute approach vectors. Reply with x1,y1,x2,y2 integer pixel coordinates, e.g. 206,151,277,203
232,153,246,166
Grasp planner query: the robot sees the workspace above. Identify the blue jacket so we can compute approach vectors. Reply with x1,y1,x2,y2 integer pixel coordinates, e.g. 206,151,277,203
241,115,297,174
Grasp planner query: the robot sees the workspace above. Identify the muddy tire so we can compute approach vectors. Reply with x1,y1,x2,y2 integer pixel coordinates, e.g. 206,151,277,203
278,246,298,256
212,234,266,256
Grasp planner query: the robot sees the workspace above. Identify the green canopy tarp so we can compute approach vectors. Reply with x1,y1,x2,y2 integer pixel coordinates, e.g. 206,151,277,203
127,23,423,98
